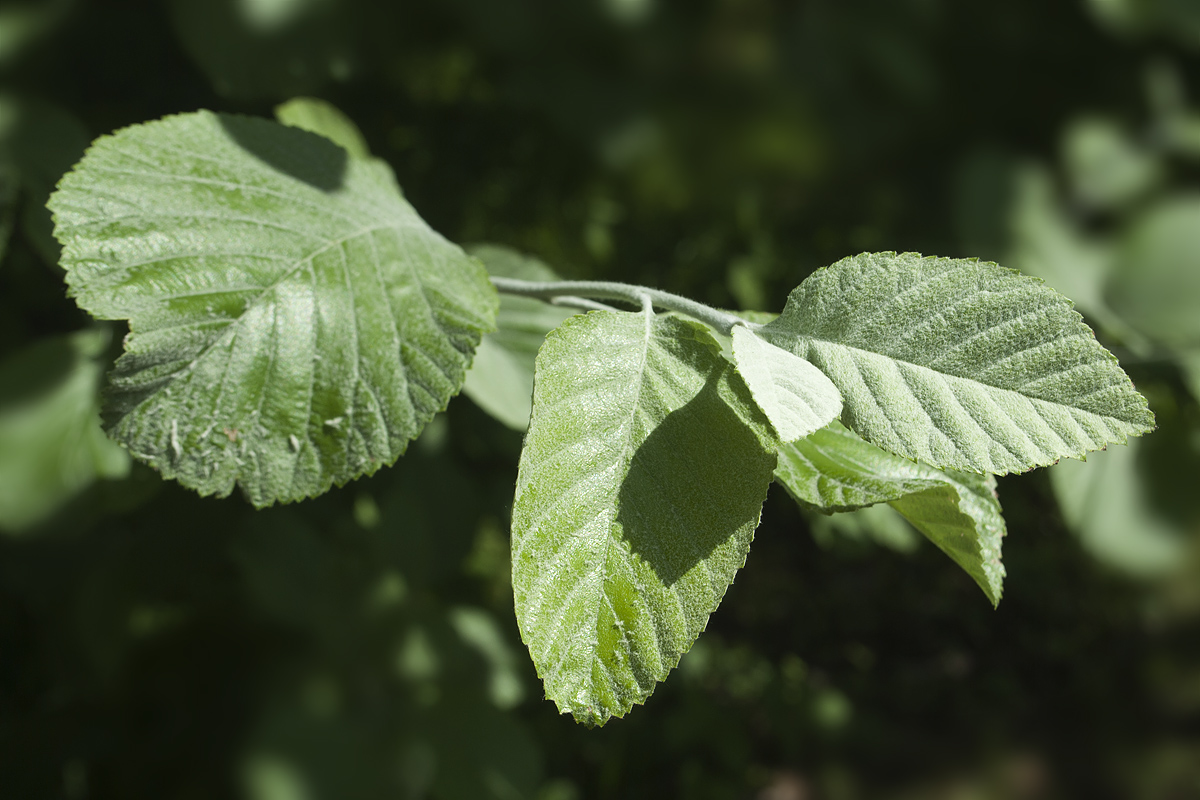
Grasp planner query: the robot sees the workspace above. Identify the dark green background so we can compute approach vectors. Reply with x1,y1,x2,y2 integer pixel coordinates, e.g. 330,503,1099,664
2,1,1199,798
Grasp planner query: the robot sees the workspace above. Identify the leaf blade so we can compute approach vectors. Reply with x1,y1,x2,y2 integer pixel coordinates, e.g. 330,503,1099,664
49,111,497,506
731,324,842,442
775,421,1006,605
511,310,776,725
762,252,1154,475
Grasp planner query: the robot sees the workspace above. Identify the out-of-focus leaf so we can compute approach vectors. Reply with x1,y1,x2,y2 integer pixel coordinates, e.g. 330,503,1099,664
0,327,130,533
775,421,1006,605
808,503,921,554
49,111,497,506
1004,164,1150,351
275,96,370,160
169,0,360,100
461,244,574,431
511,309,776,725
1051,438,1185,576
762,252,1155,475
731,324,842,443
0,0,73,68
9,97,89,266
1107,196,1200,349
1062,117,1161,211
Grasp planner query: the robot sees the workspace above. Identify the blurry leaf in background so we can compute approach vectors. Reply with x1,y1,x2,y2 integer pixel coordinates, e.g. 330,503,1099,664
275,96,371,160
1061,116,1161,211
1107,195,1200,350
1088,0,1200,48
169,0,359,99
775,421,1006,605
0,0,73,69
808,503,922,554
0,326,130,533
1051,438,1186,576
461,244,574,431
1,96,89,267
50,110,497,506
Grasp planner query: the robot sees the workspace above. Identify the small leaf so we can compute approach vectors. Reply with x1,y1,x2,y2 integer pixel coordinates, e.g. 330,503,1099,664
775,421,1006,605
50,111,497,506
275,97,371,160
731,324,841,442
762,252,1155,475
461,244,574,430
0,328,131,533
511,309,776,725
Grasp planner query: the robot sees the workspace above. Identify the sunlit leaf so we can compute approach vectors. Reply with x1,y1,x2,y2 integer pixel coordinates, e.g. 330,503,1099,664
461,244,574,431
49,111,496,506
731,324,841,442
511,309,776,725
0,327,130,533
762,252,1154,475
775,421,1005,605
275,96,371,160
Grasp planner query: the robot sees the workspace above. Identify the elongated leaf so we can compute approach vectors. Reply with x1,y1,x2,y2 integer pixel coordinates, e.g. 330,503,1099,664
461,244,574,430
731,324,841,442
511,309,776,725
275,97,371,160
0,328,131,533
775,420,1006,605
762,252,1154,475
49,111,497,506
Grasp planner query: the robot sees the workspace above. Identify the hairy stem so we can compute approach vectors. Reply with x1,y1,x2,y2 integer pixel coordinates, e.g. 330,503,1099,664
490,276,751,335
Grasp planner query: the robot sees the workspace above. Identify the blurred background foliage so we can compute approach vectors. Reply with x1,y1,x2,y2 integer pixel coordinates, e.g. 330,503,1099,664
1,0,1199,798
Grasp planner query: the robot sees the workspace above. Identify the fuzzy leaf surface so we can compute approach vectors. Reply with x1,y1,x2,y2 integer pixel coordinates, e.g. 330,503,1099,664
762,252,1154,475
49,111,496,506
511,310,776,725
461,244,574,430
776,421,1006,605
731,324,841,442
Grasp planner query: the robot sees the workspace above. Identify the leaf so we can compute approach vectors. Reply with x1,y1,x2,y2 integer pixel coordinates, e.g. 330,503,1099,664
775,420,1006,604
1050,438,1184,577
275,96,371,160
49,111,497,507
761,252,1155,476
0,327,131,533
730,324,841,442
460,244,574,430
1106,196,1200,349
889,473,1005,606
511,309,776,725
169,0,359,100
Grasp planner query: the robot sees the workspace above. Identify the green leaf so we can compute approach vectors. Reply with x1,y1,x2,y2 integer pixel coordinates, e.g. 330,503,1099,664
889,474,1005,606
511,309,776,725
461,244,574,431
1050,438,1184,577
1107,196,1200,349
775,420,1006,605
275,97,371,160
730,324,841,442
0,327,131,533
761,252,1154,476
49,111,497,507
